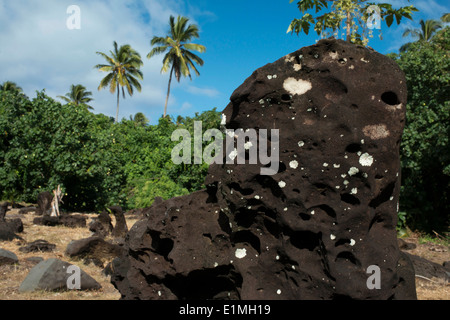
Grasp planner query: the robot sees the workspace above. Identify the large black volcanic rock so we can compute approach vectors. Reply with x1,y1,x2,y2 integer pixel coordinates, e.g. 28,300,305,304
111,39,416,300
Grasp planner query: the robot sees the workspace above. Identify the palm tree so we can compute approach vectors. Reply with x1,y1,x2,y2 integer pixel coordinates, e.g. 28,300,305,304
0,81,23,93
130,112,149,126
441,13,450,23
95,41,144,123
400,19,443,52
58,84,94,109
147,15,206,118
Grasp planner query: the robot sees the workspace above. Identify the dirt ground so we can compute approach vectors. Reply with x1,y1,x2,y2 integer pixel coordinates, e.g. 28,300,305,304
0,209,448,300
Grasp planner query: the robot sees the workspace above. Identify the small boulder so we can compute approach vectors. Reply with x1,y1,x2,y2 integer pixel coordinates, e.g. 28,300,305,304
19,258,101,292
110,206,128,239
404,252,450,281
0,202,9,221
0,224,22,241
18,207,37,215
60,214,87,228
32,214,87,228
398,238,417,250
25,257,44,266
19,240,56,253
65,236,124,263
89,211,113,238
6,218,23,233
36,192,52,216
0,248,19,266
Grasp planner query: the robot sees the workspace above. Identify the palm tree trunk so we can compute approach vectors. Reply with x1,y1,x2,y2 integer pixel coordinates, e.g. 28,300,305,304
164,65,174,118
116,85,120,123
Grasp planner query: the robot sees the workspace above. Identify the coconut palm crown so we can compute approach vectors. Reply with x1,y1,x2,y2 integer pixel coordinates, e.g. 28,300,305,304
58,84,94,109
147,15,206,118
95,41,143,123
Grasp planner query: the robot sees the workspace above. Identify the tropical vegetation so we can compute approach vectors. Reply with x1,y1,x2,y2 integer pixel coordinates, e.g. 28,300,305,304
287,0,418,45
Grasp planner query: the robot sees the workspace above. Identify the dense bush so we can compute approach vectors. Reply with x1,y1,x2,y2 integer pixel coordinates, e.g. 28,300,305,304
0,89,221,211
390,27,450,233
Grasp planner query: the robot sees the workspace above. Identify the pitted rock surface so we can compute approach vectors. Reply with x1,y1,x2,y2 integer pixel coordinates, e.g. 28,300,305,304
111,39,416,300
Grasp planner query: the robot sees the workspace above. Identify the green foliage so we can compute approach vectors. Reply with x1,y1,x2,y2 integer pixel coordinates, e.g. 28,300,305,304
0,88,221,212
0,90,125,210
390,27,450,233
287,0,418,45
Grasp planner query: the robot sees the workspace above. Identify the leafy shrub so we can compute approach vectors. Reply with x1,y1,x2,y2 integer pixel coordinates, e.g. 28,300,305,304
390,27,450,233
0,88,221,211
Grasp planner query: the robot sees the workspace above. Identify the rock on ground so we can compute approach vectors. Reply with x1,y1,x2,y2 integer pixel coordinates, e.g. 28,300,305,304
65,236,124,264
0,248,19,266
111,39,416,300
19,258,101,292
19,240,56,253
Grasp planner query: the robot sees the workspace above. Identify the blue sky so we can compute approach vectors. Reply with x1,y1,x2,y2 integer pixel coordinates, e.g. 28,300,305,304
0,0,448,124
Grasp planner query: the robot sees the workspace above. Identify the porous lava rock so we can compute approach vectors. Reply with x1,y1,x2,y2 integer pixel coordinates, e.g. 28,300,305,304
33,214,87,228
36,192,52,216
89,210,114,238
111,39,416,300
19,240,56,253
0,202,22,241
65,236,124,264
110,206,128,239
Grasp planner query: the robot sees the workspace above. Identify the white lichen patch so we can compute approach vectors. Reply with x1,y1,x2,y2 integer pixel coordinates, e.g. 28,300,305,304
259,99,265,105
254,195,260,200
329,51,339,60
349,65,355,70
283,207,288,212
351,188,358,195
330,234,336,240
293,64,302,71
289,160,299,169
361,57,369,63
348,167,359,176
363,124,390,140
333,164,341,168
235,248,247,259
359,153,374,167
277,289,282,295
323,163,329,167
350,239,356,246
341,174,347,178
278,181,286,188
244,141,253,150
298,141,305,147
228,148,238,161
285,55,295,63
311,210,315,215
221,113,226,125
283,77,312,96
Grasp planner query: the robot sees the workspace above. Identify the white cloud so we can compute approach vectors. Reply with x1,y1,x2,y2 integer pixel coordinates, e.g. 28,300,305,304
184,85,220,97
0,0,212,122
